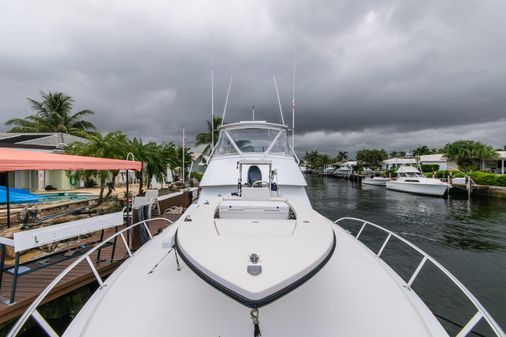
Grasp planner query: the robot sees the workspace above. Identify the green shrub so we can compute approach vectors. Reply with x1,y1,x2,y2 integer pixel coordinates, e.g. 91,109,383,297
467,172,506,187
420,164,440,172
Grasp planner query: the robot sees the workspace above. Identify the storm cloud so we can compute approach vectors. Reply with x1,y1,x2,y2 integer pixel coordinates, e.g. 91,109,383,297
1,0,505,156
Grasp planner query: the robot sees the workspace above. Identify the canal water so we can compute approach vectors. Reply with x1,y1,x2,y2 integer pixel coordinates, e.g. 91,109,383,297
307,174,506,336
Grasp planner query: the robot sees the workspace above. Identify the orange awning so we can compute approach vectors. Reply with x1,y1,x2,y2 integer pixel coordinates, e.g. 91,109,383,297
0,148,142,172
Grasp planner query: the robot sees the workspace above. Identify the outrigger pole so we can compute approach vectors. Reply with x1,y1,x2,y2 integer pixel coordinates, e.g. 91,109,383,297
221,76,234,125
273,74,285,125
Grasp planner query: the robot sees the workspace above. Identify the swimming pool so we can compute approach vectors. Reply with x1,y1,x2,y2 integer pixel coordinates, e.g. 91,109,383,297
36,192,96,203
0,189,95,205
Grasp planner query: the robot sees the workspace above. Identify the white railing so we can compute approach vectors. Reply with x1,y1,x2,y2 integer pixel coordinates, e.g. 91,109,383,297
7,217,173,337
334,217,505,337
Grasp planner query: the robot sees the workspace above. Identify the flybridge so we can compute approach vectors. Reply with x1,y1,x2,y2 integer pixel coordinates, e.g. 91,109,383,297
211,122,292,158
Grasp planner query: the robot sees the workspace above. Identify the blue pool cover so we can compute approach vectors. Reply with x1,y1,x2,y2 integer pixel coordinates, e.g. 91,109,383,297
0,186,43,204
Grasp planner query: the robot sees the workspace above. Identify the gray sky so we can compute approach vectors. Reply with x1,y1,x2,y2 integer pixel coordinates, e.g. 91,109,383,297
1,0,505,157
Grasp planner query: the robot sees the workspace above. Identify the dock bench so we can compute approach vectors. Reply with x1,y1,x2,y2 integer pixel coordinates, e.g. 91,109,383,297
0,212,124,304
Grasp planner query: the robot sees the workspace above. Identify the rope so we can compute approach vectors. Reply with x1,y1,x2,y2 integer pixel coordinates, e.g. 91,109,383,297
173,245,181,271
250,309,262,337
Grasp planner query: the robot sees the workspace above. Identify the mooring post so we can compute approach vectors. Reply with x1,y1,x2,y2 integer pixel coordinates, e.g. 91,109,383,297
0,244,5,290
6,173,11,228
9,252,20,304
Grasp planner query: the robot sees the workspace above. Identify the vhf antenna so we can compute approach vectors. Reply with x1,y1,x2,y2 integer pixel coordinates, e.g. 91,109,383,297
273,74,285,125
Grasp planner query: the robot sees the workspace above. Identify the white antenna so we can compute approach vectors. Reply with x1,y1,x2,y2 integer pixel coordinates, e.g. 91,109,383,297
273,74,285,125
211,67,214,149
252,106,255,120
210,30,215,150
291,36,296,149
221,76,234,125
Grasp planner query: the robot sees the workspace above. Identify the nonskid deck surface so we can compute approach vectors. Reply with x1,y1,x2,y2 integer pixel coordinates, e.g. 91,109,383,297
64,214,446,337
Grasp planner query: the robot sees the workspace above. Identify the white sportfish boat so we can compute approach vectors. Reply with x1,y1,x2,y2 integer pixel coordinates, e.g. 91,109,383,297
387,166,450,196
8,121,504,337
362,176,390,186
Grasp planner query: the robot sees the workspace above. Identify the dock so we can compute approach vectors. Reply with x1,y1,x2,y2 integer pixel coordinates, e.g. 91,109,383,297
0,214,180,326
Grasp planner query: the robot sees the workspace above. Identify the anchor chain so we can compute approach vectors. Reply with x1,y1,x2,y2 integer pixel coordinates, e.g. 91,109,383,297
250,308,262,337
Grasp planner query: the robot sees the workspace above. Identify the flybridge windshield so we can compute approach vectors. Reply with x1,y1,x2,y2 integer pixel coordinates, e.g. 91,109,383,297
215,128,290,156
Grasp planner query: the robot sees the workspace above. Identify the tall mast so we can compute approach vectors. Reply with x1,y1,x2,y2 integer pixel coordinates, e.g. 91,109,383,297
292,36,297,150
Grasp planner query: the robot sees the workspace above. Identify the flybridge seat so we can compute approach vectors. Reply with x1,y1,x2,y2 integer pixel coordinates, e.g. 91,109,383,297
247,165,262,186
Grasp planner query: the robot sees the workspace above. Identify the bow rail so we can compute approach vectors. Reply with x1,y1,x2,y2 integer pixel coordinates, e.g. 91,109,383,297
334,217,505,337
7,217,173,337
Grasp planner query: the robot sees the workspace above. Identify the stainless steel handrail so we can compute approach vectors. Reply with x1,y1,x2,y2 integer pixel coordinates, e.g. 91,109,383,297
334,217,505,337
7,217,173,337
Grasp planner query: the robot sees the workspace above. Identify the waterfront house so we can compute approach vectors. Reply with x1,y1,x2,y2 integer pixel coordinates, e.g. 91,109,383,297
418,154,458,171
0,132,88,191
382,158,416,170
480,151,506,174
189,145,209,175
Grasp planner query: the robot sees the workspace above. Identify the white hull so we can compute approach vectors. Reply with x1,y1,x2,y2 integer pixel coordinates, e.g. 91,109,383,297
62,214,448,337
386,181,448,196
362,177,389,186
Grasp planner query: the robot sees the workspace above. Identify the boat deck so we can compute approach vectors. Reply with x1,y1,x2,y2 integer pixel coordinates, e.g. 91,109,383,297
0,215,179,326
62,207,448,337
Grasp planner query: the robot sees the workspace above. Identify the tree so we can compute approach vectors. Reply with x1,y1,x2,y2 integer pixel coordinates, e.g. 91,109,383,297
336,151,348,163
302,151,333,169
66,131,128,203
356,149,388,168
6,91,96,137
195,116,222,154
127,139,189,194
389,151,399,159
444,140,498,170
412,145,433,157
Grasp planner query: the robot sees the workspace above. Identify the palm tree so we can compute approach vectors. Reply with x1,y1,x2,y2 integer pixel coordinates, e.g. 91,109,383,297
336,151,348,163
6,91,96,137
444,140,498,170
66,131,129,203
195,116,222,154
128,139,183,194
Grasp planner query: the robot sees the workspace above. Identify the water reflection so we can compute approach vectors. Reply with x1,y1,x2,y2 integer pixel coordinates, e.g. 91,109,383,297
308,175,506,252
305,175,506,329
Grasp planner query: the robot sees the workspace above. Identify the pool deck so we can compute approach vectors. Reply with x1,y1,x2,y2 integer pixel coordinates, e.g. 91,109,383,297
0,215,179,326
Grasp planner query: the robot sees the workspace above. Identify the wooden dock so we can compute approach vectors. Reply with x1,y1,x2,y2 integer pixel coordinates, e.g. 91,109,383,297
0,215,179,326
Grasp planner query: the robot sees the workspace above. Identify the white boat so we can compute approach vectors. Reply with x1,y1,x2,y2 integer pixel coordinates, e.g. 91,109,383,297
8,121,504,337
362,176,390,186
387,166,450,196
321,165,335,175
334,166,352,177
